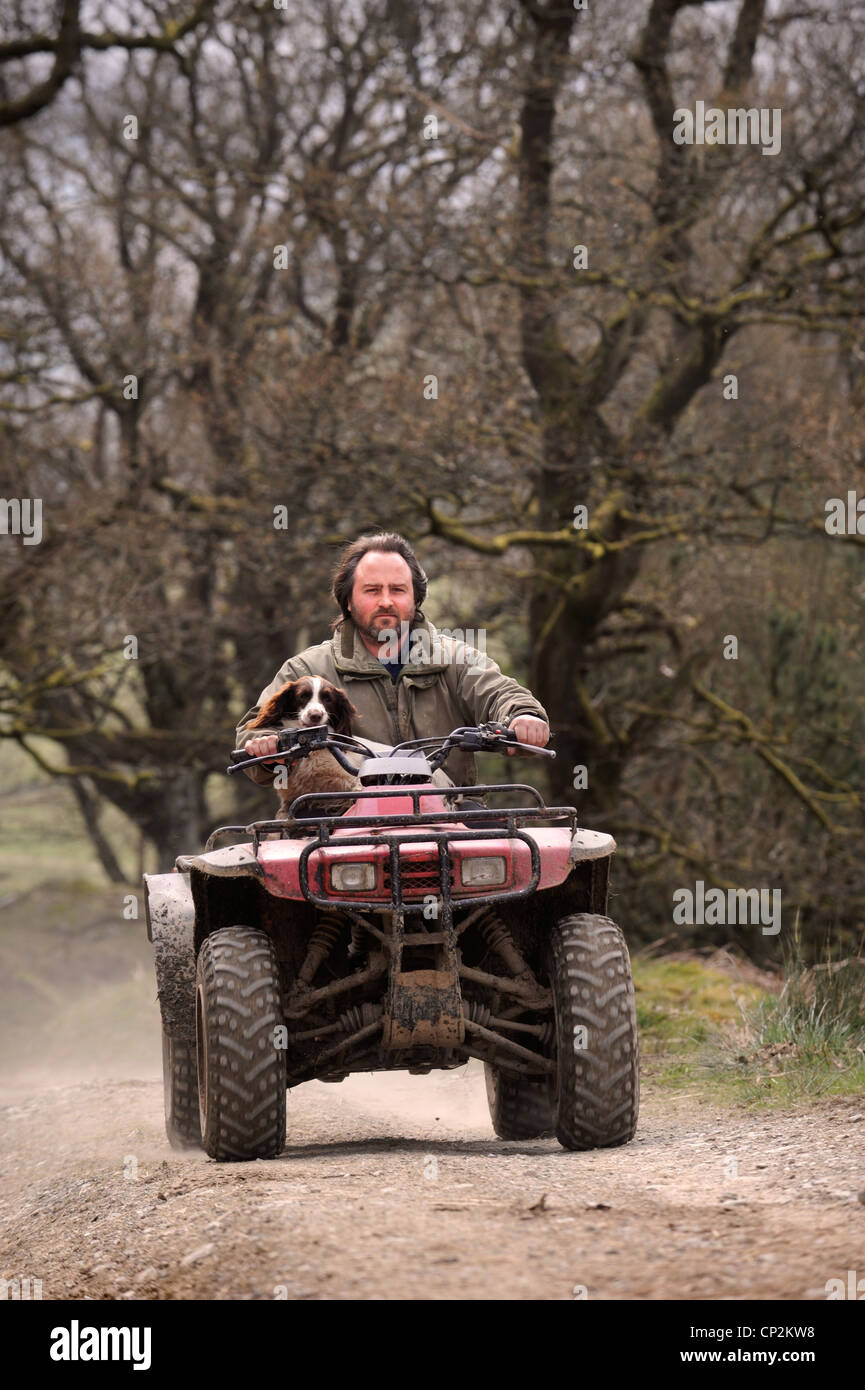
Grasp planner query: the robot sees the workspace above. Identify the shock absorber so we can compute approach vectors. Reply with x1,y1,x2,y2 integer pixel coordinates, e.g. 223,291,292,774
298,912,343,986
477,907,532,977
477,906,550,1005
348,919,366,961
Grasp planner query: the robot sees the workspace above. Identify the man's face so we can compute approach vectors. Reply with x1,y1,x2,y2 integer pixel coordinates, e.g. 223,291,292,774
348,551,416,648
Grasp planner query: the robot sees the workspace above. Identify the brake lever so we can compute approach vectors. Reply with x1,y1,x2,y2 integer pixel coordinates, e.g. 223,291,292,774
227,746,308,775
506,741,556,758
228,751,272,774
466,724,555,757
227,723,331,774
461,722,556,756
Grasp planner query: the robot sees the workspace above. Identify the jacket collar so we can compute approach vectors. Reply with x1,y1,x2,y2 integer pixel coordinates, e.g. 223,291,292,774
332,613,449,676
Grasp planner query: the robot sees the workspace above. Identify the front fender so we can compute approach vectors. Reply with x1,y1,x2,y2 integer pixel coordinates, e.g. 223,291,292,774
143,872,197,1043
569,831,616,917
174,843,263,878
569,828,616,863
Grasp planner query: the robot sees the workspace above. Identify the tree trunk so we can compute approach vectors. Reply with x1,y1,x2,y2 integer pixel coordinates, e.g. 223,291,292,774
70,777,128,883
137,771,208,873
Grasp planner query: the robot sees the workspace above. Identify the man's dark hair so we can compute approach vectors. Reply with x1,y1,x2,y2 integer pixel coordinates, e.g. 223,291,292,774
331,532,428,625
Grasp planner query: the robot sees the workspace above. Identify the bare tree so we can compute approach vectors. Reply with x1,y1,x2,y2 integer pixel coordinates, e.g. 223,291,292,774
0,0,217,128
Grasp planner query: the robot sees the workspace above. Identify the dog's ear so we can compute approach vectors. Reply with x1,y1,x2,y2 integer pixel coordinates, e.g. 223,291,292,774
247,680,300,729
328,686,357,735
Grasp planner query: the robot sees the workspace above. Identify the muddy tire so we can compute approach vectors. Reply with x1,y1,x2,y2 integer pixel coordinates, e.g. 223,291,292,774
195,926,286,1161
546,913,639,1151
484,1064,554,1140
162,1032,202,1150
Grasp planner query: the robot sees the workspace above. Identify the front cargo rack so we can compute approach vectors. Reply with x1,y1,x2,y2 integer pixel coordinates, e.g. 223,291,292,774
204,784,576,854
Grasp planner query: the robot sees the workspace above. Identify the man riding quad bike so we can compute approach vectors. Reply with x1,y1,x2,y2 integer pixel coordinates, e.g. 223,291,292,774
143,720,639,1162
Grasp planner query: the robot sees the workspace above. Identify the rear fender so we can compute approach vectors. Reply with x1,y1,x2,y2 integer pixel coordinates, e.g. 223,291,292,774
143,872,196,1043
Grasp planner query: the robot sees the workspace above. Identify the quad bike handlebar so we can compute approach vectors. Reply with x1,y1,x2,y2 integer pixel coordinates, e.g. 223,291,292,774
390,723,555,772
227,725,373,775
226,721,554,776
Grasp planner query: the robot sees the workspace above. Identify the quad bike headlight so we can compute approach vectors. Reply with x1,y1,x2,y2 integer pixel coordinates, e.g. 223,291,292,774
461,855,507,886
329,861,377,892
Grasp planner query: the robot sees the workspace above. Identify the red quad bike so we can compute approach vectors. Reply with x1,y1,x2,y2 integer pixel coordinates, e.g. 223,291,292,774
143,723,639,1161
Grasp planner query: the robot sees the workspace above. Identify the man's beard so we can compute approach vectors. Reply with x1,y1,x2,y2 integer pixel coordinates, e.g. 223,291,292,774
353,610,415,649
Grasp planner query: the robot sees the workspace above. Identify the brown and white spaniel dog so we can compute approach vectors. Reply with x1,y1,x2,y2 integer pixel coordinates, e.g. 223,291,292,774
246,676,361,819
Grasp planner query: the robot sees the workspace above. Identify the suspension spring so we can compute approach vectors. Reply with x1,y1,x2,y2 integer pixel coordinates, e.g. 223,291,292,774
477,907,510,953
477,907,531,976
348,920,366,960
476,906,549,1005
298,912,343,986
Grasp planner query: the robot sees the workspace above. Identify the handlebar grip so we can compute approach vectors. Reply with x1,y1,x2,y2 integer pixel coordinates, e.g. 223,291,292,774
226,748,285,774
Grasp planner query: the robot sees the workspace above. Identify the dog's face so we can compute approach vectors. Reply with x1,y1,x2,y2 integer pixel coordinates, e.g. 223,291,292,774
249,676,356,735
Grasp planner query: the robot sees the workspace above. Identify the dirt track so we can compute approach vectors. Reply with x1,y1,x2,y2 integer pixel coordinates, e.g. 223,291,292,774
1,889,863,1301
2,1067,864,1301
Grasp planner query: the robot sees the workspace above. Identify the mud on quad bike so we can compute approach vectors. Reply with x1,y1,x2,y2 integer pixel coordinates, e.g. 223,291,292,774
143,723,639,1161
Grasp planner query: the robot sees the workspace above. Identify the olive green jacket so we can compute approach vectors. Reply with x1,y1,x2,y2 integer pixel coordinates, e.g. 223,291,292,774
235,614,549,789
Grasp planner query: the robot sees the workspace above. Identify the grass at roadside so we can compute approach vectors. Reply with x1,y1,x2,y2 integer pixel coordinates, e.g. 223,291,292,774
634,945,865,1109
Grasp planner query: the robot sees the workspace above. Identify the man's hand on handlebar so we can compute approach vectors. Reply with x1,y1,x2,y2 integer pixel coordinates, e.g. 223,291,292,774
244,735,281,763
506,715,550,755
